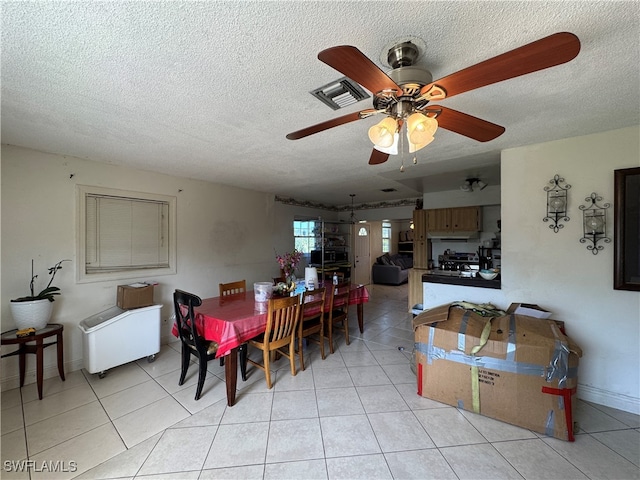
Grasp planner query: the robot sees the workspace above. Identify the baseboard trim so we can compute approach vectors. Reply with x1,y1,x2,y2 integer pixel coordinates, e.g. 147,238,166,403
578,383,640,415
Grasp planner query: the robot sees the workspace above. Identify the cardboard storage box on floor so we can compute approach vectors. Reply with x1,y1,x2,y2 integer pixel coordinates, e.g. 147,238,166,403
117,283,154,309
413,303,582,441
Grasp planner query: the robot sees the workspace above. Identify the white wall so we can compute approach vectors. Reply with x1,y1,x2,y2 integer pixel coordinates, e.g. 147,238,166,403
0,145,326,389
422,126,640,414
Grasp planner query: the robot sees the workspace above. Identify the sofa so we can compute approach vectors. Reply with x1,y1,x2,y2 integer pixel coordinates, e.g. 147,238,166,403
372,253,413,285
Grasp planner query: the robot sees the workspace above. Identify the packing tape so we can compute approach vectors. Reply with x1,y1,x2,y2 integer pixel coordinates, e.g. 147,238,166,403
506,314,517,362
542,386,577,441
415,342,578,379
547,322,571,388
457,311,471,353
426,324,437,365
470,318,493,413
545,409,555,438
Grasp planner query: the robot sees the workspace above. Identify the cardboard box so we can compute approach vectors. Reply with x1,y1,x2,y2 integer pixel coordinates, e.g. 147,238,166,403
413,303,582,441
117,283,154,309
506,302,553,319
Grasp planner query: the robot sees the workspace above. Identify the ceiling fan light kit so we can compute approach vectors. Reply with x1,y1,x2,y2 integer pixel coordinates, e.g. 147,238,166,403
368,117,398,148
287,32,581,169
460,178,488,192
407,112,437,147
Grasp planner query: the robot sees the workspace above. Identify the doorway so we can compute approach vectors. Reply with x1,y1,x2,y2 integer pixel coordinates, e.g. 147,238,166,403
353,223,371,285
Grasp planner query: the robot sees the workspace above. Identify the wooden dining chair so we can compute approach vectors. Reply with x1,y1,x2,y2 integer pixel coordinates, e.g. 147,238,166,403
245,294,301,389
173,289,219,401
297,287,326,371
326,282,351,354
218,279,249,378
219,280,246,297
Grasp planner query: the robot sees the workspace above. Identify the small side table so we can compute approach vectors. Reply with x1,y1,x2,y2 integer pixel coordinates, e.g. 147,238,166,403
1,323,65,399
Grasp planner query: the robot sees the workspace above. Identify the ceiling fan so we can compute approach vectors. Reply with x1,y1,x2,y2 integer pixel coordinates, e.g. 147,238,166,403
286,32,580,166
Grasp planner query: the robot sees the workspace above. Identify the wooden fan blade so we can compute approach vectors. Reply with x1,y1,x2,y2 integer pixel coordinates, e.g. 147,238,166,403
430,106,505,142
369,149,390,165
318,46,403,97
286,109,377,140
422,32,580,99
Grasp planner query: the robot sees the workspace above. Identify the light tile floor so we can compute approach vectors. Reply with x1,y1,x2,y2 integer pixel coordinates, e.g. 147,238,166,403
2,284,639,479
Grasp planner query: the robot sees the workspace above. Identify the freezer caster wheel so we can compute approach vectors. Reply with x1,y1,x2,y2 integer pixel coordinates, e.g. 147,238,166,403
98,371,107,379
147,354,156,363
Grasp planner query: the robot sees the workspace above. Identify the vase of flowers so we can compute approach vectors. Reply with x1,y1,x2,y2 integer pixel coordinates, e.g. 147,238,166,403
275,249,302,289
10,259,70,330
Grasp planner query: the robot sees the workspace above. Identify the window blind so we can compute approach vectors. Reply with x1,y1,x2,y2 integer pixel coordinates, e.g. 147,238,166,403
86,195,170,272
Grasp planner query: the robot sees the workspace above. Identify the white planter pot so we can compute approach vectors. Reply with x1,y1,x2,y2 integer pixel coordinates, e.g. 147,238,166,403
9,299,53,330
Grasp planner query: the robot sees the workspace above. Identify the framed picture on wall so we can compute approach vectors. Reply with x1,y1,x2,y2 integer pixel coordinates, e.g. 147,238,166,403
614,167,640,291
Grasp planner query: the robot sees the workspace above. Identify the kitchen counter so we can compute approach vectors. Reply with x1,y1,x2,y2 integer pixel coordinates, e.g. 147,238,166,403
422,271,501,289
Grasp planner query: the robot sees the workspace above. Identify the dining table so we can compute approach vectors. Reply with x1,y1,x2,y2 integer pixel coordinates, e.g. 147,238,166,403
176,283,369,406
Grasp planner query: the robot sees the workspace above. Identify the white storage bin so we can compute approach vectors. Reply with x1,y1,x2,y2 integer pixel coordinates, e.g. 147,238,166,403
79,304,161,376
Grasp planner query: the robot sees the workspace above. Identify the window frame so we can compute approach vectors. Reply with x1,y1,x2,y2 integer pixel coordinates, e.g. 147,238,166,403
293,219,317,255
382,221,392,253
76,185,177,283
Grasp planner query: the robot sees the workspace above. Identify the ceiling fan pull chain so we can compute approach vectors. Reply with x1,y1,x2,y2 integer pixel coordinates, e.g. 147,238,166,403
400,123,406,172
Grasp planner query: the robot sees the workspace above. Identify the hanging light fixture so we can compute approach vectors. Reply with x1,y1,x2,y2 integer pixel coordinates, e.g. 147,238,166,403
368,117,398,148
349,193,358,223
460,178,488,192
369,112,438,155
373,132,399,155
406,112,437,148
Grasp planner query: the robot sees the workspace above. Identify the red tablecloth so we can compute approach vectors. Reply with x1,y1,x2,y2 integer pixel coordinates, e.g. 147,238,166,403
172,285,369,357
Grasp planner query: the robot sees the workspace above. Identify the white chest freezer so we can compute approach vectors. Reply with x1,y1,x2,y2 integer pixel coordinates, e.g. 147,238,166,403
79,304,162,376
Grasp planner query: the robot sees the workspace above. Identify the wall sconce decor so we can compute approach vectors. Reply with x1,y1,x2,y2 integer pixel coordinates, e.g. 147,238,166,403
543,174,570,232
579,192,611,255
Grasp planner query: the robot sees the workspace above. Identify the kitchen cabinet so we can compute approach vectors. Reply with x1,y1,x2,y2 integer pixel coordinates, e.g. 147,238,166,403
427,206,481,233
412,209,428,268
408,268,427,312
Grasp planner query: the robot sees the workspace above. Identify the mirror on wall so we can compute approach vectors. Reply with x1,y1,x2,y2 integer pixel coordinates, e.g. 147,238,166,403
614,167,640,291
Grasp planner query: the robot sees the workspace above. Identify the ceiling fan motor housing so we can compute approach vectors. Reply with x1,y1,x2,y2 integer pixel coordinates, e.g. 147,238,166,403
373,66,433,111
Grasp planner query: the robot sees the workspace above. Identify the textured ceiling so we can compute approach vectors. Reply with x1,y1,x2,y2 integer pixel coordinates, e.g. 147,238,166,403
2,1,639,206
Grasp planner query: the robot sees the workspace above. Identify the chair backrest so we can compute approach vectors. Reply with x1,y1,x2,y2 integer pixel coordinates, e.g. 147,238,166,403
264,294,301,348
173,289,204,349
329,282,350,313
219,280,246,297
300,287,326,323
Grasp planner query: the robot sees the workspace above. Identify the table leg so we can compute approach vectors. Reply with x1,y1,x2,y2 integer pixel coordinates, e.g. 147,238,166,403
357,303,364,334
56,331,65,381
36,338,44,400
224,347,238,407
18,345,26,387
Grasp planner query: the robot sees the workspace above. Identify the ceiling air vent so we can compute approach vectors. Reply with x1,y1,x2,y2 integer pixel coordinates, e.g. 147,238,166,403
311,77,370,110
381,188,397,193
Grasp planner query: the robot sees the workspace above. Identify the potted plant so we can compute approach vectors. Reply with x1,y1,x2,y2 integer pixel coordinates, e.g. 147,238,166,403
10,259,70,330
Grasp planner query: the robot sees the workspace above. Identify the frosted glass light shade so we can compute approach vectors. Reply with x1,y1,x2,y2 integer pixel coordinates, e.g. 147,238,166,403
373,132,399,155
368,117,398,148
406,113,438,145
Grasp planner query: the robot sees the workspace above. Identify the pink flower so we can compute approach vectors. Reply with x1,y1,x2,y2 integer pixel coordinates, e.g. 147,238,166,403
275,249,302,277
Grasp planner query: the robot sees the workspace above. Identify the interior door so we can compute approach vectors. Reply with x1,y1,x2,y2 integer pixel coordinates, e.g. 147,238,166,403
353,223,371,285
